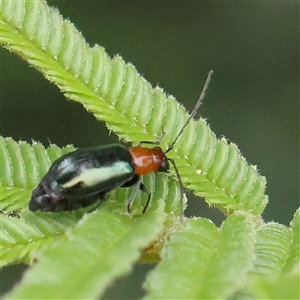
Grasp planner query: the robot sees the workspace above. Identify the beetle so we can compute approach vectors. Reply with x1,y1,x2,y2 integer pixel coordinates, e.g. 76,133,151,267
29,144,168,212
29,71,213,214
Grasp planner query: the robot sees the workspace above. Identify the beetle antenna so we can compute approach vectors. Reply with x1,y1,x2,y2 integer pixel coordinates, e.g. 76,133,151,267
165,70,213,153
167,158,185,222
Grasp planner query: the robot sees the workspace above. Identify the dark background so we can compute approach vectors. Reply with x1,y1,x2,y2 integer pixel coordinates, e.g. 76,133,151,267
1,1,299,298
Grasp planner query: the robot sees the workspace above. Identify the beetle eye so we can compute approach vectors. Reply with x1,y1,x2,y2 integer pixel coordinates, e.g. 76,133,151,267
159,158,169,172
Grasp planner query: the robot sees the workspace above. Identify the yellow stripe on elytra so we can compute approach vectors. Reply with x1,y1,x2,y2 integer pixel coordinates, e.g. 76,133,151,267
62,161,132,188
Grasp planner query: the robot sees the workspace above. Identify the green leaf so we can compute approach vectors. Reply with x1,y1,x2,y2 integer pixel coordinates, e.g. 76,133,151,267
0,0,268,215
250,222,292,276
0,188,31,212
143,217,219,299
0,211,81,267
238,209,300,300
144,212,256,299
250,270,299,300
283,207,300,273
4,197,166,299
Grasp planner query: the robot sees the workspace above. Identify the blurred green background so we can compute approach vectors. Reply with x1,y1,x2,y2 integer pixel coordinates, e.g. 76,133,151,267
0,1,298,298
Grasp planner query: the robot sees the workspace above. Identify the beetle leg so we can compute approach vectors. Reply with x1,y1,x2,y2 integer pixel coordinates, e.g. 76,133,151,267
126,177,142,213
140,183,151,214
137,128,166,147
126,178,151,213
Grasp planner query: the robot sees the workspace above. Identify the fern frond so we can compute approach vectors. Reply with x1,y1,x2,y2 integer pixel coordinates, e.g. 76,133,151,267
245,209,300,299
283,207,300,273
250,222,293,276
0,0,268,215
249,270,299,300
229,210,300,300
144,212,256,299
4,197,166,299
0,211,80,267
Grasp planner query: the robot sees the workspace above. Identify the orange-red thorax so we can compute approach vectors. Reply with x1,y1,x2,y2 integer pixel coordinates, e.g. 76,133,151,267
128,146,169,175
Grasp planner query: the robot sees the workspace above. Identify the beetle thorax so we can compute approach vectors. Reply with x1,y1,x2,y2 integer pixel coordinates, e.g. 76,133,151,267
129,146,169,175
